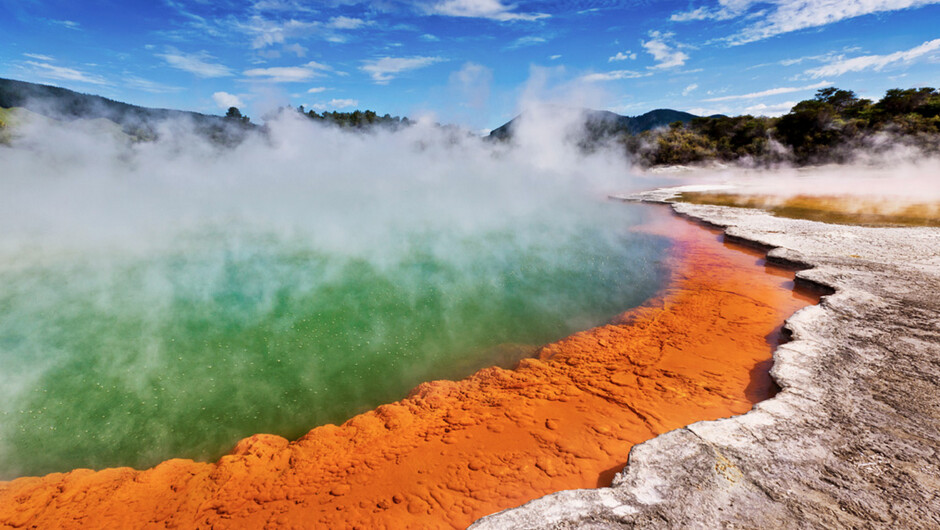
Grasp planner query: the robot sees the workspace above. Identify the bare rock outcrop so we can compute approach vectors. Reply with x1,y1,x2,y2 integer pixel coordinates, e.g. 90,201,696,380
472,189,940,529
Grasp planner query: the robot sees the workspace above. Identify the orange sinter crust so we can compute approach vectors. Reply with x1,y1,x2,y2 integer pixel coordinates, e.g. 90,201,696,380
0,208,818,529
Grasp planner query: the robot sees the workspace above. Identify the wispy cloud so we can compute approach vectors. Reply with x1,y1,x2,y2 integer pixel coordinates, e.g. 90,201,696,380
49,19,81,30
243,61,333,82
25,60,109,85
737,0,940,45
608,51,637,62
779,50,851,66
670,0,749,22
361,56,445,84
682,83,699,96
212,91,244,109
123,76,184,93
805,39,940,77
157,48,233,78
672,0,940,45
703,81,831,101
505,35,547,49
642,31,689,69
423,0,550,21
23,53,55,61
329,98,357,108
163,0,223,37
312,98,359,110
328,16,367,29
238,17,317,48
251,0,316,12
283,43,307,58
743,101,797,116
236,14,368,49
581,69,650,82
307,86,328,93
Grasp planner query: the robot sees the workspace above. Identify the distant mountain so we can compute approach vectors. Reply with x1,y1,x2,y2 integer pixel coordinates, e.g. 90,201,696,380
0,77,250,141
488,108,699,141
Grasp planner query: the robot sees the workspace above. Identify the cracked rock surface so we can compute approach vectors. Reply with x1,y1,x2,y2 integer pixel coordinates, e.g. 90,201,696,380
472,188,940,529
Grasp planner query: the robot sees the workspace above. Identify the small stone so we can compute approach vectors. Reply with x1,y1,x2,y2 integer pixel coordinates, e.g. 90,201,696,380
329,485,351,497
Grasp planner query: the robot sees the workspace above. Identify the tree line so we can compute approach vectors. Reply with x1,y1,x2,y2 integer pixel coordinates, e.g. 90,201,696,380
233,105,412,130
623,86,940,166
301,107,412,129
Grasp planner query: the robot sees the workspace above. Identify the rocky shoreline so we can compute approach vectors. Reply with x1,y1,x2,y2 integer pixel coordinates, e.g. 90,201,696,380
473,188,940,528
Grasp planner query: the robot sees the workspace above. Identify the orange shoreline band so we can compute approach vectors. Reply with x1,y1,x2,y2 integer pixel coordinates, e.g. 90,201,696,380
0,206,818,529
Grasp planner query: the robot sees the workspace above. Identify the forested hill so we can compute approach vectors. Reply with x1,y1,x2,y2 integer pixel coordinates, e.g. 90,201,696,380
625,86,940,166
0,78,233,130
488,108,699,140
0,78,407,141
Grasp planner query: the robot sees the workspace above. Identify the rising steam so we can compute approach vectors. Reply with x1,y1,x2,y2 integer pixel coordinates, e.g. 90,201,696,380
0,103,670,478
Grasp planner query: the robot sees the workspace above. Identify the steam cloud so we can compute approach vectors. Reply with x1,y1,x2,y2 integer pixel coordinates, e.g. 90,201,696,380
0,108,650,255
0,103,669,477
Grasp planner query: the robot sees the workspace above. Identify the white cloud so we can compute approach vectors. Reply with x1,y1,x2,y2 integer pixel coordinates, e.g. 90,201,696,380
581,70,650,82
240,17,316,48
25,61,109,85
212,91,244,109
420,33,440,41
361,56,444,84
243,61,332,82
780,52,840,66
505,36,547,49
157,49,233,78
686,101,796,119
307,86,327,93
23,53,55,61
311,98,359,110
738,0,940,44
742,101,796,116
549,54,562,60
642,31,689,69
682,83,699,96
806,39,940,77
670,0,753,22
329,98,358,108
608,51,637,62
703,81,831,101
424,0,550,21
673,1,940,45
251,0,315,12
685,106,729,116
237,16,360,48
50,19,81,30
328,16,366,29
670,7,718,21
123,76,184,94
284,43,307,57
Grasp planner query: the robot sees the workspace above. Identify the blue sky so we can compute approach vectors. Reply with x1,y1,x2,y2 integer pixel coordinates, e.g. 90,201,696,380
1,0,939,130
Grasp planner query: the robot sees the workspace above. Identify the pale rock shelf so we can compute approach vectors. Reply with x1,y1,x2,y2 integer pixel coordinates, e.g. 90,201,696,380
472,187,940,529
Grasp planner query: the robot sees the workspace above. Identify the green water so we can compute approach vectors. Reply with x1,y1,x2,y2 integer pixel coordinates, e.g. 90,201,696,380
0,206,668,478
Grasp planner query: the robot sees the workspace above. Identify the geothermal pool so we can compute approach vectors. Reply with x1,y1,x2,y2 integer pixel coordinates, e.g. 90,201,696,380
0,203,669,478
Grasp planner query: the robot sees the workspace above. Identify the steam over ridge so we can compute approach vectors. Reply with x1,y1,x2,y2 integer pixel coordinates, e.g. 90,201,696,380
0,106,645,256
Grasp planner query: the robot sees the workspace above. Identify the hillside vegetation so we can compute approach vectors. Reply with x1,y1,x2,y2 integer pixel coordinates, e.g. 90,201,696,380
626,87,940,166
0,78,412,144
0,77,248,143
488,108,698,141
